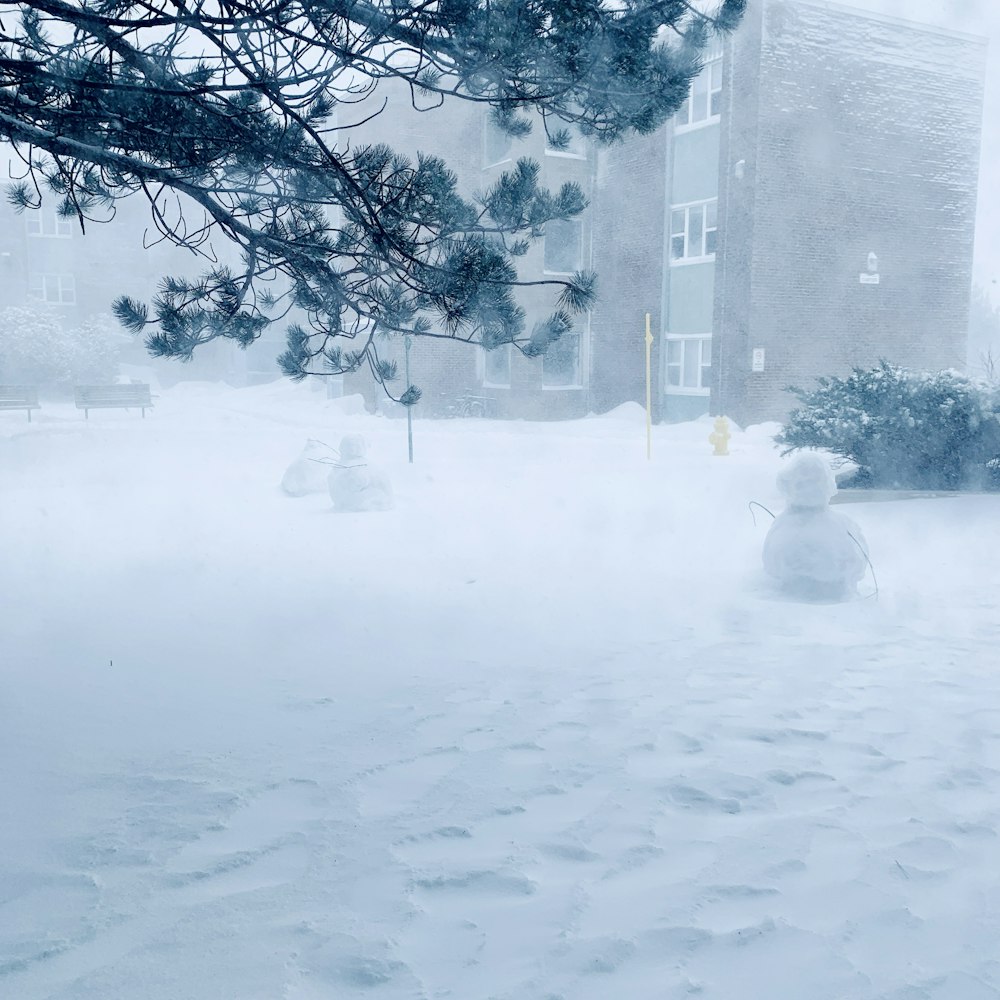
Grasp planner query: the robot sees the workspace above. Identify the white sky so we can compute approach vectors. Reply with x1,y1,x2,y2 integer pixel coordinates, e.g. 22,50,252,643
835,0,1000,298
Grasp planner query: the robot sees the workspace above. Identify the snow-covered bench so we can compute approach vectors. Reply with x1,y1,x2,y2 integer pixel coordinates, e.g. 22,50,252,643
0,385,41,421
74,383,153,418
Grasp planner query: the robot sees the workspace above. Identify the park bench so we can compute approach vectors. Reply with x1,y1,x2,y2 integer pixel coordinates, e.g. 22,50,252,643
0,385,41,421
74,383,153,418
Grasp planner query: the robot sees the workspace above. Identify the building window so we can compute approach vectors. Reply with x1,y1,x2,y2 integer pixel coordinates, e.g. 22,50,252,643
483,117,513,167
483,344,511,387
665,334,711,394
542,327,583,388
26,207,73,238
29,273,76,304
543,218,583,274
675,42,723,128
670,200,717,263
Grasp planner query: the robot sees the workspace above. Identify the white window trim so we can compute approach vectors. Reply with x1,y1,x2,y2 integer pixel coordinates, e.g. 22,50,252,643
670,254,716,268
544,148,588,161
671,197,716,211
673,117,720,136
665,386,711,397
665,333,711,396
483,155,514,169
669,199,717,266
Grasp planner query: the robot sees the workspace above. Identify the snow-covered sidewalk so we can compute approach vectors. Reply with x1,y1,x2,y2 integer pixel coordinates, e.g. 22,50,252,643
2,382,999,999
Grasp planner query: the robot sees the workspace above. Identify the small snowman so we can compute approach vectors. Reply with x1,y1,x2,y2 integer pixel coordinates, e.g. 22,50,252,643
763,453,868,601
280,438,336,496
328,434,394,512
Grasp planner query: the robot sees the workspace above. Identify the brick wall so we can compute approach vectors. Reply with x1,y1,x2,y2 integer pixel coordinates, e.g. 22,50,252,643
716,0,987,426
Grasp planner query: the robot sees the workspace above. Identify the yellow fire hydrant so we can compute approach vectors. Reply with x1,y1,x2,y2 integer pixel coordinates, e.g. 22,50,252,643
708,415,731,456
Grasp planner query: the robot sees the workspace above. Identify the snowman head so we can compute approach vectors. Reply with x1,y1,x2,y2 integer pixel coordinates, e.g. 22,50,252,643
339,433,368,463
777,453,837,509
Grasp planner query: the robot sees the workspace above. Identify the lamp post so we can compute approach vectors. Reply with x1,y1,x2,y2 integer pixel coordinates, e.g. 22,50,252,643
644,312,653,459
404,333,413,463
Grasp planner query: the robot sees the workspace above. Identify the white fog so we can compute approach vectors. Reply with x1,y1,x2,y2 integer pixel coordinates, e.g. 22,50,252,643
2,2,1000,999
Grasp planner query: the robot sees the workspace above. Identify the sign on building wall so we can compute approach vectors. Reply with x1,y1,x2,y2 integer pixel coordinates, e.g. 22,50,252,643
751,348,765,373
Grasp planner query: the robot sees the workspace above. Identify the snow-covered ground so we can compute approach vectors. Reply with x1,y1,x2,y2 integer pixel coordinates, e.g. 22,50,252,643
2,380,1000,1000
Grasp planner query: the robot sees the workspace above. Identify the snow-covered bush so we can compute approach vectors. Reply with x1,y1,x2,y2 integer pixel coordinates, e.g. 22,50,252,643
777,362,1000,490
70,315,123,384
0,307,120,387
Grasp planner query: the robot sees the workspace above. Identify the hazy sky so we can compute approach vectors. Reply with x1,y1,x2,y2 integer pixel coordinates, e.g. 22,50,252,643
836,0,999,297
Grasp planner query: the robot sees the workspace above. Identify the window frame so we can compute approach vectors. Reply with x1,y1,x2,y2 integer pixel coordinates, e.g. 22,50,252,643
664,333,712,396
26,207,73,239
28,272,77,305
674,42,724,133
669,199,718,266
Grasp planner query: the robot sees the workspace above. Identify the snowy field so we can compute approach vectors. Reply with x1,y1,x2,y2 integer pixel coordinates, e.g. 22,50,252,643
3,379,1000,1000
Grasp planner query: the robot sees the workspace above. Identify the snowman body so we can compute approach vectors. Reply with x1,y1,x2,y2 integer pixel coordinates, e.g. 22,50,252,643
281,438,334,496
763,454,868,600
328,434,394,512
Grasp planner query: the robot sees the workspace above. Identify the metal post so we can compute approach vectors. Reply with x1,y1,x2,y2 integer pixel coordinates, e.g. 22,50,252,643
645,312,653,460
404,334,413,464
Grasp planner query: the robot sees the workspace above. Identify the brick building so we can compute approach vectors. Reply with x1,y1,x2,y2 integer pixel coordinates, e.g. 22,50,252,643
2,0,985,420
589,0,986,426
711,0,988,425
345,0,987,425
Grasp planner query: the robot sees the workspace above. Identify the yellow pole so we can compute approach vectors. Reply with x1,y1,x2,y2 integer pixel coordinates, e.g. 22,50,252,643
644,312,653,460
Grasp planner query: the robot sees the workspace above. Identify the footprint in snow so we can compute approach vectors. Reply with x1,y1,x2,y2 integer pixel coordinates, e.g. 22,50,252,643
163,780,325,901
397,825,472,844
563,935,635,975
538,843,602,863
765,769,837,786
744,727,830,744
662,784,742,815
284,931,419,998
881,835,961,876
356,749,462,818
413,869,536,896
0,872,101,978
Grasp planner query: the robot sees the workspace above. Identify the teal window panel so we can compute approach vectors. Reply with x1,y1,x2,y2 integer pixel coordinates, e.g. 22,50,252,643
667,263,715,335
670,126,721,206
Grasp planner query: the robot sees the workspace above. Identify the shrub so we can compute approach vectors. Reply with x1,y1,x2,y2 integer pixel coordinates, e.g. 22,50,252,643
0,307,121,387
777,361,1000,490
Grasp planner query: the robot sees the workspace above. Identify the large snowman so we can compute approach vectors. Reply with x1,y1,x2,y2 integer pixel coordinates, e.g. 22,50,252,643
763,453,869,601
328,434,394,512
